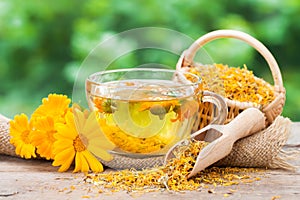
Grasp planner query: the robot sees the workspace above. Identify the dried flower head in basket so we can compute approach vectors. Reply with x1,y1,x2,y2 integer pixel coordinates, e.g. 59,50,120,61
177,30,286,130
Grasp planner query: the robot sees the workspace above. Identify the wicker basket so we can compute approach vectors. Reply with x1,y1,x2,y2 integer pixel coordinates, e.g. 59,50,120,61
176,30,286,130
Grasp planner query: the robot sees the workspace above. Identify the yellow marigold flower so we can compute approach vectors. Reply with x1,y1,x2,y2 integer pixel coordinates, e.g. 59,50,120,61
9,114,36,159
52,108,114,173
72,106,115,161
32,94,71,123
30,116,56,160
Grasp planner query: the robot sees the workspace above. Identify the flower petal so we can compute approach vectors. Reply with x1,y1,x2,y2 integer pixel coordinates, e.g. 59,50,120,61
82,150,104,172
73,152,82,173
53,147,74,164
72,108,85,132
73,152,89,173
52,148,75,172
87,145,113,162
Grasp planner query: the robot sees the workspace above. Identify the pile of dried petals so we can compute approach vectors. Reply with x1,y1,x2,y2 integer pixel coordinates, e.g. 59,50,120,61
84,140,263,193
187,64,275,106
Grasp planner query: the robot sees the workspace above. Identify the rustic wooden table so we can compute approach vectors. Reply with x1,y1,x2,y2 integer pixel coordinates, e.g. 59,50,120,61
1,123,299,200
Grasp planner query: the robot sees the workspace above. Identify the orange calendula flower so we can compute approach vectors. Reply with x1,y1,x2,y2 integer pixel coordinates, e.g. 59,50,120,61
53,108,113,173
32,94,71,123
30,116,56,160
9,114,36,159
93,97,116,114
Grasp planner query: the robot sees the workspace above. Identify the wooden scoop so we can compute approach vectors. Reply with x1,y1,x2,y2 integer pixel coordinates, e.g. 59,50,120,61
164,108,266,178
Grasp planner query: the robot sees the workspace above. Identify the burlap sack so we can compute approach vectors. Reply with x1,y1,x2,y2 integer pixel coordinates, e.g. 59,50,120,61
0,115,16,157
0,114,296,170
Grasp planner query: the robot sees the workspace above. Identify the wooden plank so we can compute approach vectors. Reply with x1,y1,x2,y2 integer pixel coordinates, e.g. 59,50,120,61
0,123,299,200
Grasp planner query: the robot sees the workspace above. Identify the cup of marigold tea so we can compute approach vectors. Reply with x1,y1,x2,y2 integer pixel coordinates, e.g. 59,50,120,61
86,68,227,158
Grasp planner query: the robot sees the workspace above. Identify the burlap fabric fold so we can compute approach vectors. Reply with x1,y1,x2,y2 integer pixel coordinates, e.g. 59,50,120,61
0,116,16,157
0,114,297,170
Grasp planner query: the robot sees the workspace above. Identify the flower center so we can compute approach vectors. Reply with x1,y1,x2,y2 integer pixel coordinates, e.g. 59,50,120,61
73,136,86,152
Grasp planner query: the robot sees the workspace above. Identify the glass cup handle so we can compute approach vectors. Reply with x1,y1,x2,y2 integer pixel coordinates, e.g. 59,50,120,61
202,91,228,125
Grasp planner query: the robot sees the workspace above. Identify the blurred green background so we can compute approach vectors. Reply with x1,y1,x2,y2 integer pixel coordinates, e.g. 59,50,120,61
1,0,300,121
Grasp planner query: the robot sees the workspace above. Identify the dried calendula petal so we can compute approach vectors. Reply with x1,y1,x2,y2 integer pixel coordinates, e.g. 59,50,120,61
187,64,275,106
84,140,264,194
271,196,281,200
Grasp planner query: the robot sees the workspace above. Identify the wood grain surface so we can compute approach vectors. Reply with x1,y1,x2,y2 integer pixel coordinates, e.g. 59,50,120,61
1,123,299,200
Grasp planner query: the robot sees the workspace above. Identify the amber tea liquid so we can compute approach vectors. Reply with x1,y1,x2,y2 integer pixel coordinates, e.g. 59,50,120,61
87,79,199,155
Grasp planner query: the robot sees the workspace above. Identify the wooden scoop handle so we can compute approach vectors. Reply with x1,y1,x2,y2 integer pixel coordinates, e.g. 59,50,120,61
223,107,266,139
188,108,265,178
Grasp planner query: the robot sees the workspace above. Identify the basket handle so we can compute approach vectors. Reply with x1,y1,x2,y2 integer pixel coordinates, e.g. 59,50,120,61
176,30,284,93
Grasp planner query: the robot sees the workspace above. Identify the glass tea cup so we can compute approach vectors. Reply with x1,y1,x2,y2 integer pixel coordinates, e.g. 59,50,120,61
85,68,227,158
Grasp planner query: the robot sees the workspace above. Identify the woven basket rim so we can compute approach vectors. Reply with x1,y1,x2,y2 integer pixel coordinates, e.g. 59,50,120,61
176,30,284,90
177,30,286,124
